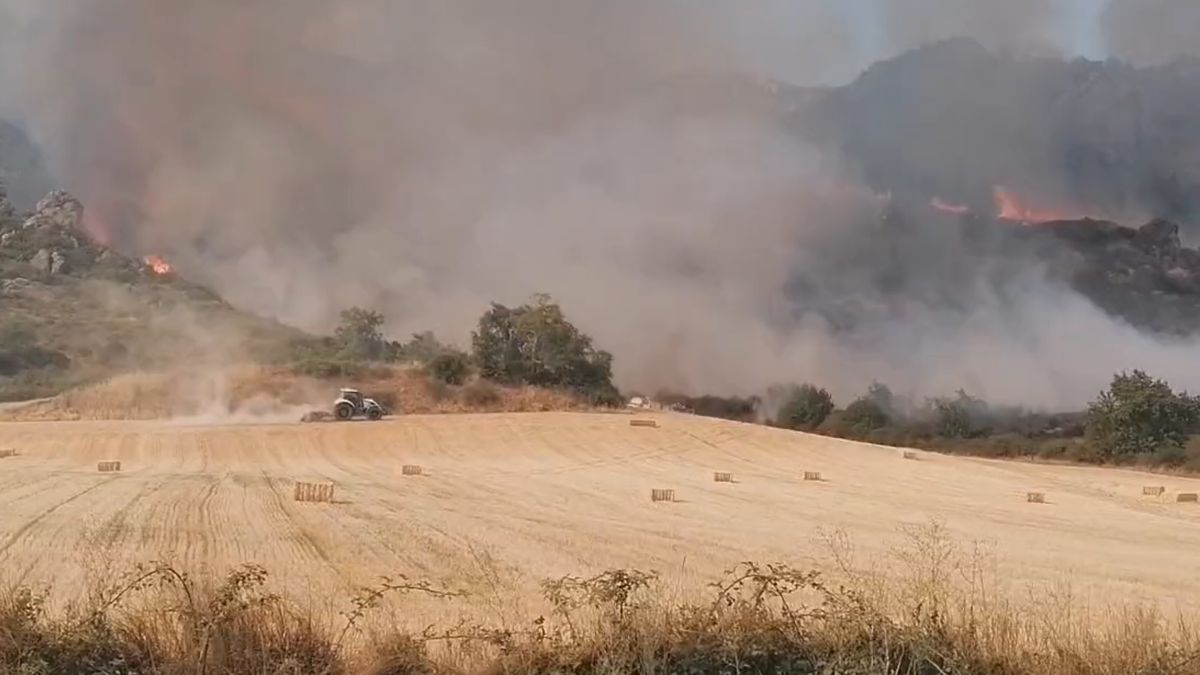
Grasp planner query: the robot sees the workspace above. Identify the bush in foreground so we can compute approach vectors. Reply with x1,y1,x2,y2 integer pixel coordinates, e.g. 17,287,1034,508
1,534,1196,675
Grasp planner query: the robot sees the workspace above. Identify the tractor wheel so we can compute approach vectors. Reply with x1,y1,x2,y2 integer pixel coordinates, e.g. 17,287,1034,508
335,402,355,421
367,407,383,421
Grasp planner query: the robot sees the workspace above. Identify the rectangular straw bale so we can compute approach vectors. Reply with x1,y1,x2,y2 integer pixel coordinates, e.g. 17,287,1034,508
294,481,335,503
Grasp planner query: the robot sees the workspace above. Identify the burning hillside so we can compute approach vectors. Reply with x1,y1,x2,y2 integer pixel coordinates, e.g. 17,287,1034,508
0,185,303,401
5,10,1200,405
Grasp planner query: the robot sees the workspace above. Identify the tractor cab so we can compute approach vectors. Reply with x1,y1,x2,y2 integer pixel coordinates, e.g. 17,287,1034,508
339,388,364,408
333,388,386,421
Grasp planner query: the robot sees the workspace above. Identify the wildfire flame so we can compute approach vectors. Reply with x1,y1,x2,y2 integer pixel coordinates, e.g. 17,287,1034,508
931,197,971,215
993,186,1078,224
144,254,173,276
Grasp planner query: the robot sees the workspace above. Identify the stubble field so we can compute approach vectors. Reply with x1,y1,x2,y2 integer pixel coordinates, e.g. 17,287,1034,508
0,412,1197,625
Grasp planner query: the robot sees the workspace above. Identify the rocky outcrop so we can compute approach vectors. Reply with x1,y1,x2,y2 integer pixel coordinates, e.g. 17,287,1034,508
22,190,84,234
0,190,109,278
1022,217,1200,334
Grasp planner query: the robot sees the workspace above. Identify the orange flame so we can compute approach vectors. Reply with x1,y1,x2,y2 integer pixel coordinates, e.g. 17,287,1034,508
993,187,1080,224
931,197,970,215
144,254,173,276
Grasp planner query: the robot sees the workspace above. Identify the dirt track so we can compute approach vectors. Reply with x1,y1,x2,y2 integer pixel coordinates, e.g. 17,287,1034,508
0,412,1198,621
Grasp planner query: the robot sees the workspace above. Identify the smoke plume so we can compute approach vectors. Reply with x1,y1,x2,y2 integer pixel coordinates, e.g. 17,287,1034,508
3,1,1200,408
1102,0,1200,65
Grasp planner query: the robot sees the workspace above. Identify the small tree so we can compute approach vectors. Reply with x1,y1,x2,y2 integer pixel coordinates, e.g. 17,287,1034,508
334,308,386,361
775,384,835,431
931,398,973,438
865,382,897,415
1086,370,1200,456
471,294,619,403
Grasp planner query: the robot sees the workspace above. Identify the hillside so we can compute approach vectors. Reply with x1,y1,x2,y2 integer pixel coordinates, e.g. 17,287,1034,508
0,188,304,401
808,38,1200,226
1019,217,1200,334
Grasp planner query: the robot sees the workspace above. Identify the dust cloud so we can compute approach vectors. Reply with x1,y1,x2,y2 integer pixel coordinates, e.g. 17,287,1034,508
1,1,1199,408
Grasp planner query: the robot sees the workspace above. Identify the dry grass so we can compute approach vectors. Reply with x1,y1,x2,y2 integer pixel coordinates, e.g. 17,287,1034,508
0,525,1196,674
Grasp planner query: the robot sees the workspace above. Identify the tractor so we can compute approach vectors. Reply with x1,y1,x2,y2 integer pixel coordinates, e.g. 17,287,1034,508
333,388,386,421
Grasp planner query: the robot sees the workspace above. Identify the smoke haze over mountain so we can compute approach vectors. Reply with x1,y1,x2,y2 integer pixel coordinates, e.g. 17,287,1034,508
2,1,1200,408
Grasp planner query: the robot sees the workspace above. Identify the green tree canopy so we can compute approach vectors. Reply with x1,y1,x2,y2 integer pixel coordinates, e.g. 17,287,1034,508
334,307,386,361
471,294,618,403
841,397,889,436
1086,370,1200,456
774,384,835,431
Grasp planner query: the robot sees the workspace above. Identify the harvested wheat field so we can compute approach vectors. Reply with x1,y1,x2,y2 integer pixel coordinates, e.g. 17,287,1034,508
0,412,1198,624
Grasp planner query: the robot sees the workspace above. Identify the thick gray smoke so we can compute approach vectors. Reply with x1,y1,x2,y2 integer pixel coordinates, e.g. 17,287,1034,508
878,0,1067,58
1102,0,1200,65
2,1,1200,408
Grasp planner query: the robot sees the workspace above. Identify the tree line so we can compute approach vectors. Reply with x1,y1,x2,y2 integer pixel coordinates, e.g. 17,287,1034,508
295,294,1200,469
289,294,621,405
767,371,1200,467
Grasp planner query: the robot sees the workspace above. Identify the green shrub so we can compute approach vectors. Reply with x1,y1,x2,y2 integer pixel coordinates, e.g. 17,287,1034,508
290,355,364,379
840,397,889,436
428,351,470,386
775,384,835,431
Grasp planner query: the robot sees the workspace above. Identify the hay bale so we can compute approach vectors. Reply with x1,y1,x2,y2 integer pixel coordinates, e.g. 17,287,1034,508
1026,492,1046,503
713,472,733,483
803,471,822,481
650,488,676,503
901,450,918,460
1177,493,1199,503
630,419,659,428
97,461,122,473
0,448,16,459
294,481,335,503
401,464,423,476
1143,486,1166,496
